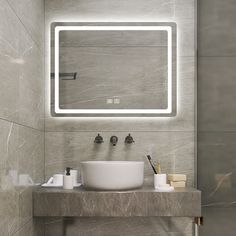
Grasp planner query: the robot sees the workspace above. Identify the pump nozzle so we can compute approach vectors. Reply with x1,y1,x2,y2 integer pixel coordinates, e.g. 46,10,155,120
66,167,71,176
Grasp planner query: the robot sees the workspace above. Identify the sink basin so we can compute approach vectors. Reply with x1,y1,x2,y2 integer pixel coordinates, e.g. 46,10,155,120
81,161,144,190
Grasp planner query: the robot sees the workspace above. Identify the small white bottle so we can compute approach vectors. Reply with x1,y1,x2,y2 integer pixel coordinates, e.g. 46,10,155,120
63,167,74,190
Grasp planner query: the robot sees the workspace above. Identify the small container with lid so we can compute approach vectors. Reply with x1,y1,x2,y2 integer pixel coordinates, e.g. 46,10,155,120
63,167,74,190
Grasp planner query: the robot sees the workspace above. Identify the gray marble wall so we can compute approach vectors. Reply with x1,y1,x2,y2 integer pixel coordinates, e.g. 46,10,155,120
45,217,194,236
0,0,44,235
198,0,236,235
45,0,196,235
45,0,196,185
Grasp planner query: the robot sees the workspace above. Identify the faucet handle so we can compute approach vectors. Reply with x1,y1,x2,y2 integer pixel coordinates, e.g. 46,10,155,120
94,134,104,144
125,134,135,144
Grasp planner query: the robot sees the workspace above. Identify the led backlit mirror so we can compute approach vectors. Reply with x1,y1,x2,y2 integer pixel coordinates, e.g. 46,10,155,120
51,22,176,117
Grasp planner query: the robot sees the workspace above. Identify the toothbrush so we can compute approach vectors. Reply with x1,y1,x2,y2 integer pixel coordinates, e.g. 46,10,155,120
156,161,161,174
146,155,157,174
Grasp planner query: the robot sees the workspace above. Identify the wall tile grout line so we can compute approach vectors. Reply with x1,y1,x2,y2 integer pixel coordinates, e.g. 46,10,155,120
0,116,44,133
198,55,236,58
44,130,195,133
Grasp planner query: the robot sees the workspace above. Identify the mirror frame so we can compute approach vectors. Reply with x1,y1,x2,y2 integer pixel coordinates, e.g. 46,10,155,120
50,22,177,117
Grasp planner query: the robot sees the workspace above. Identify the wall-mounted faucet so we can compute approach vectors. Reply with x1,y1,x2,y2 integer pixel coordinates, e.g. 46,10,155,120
125,133,135,144
94,134,104,144
110,136,118,146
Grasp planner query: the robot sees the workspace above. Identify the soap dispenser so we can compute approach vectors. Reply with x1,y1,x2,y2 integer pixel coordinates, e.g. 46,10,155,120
63,167,74,190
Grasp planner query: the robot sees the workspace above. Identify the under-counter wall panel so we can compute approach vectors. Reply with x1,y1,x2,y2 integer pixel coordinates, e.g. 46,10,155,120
45,217,193,236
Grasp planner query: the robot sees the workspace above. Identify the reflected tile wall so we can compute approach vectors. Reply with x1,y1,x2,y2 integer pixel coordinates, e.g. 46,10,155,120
0,0,44,235
58,46,168,109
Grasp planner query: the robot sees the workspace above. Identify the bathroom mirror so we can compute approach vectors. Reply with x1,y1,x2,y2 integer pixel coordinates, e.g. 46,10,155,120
51,22,176,117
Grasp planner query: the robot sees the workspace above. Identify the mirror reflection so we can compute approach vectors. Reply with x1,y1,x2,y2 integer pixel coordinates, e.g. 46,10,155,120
51,23,176,116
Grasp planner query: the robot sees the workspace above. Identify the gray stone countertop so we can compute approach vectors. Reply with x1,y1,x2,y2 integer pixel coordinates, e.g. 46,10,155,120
33,186,201,217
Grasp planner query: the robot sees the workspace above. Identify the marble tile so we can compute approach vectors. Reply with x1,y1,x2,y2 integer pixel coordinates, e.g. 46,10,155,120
0,0,24,124
19,187,33,228
198,57,236,132
198,0,236,56
33,187,200,217
0,119,44,235
45,131,194,186
12,218,45,236
57,29,168,47
177,18,196,57
174,0,195,19
34,189,147,217
0,188,19,236
0,1,44,236
57,46,168,110
7,0,44,52
2,187,41,236
17,125,44,184
200,207,236,236
0,0,44,130
17,45,44,131
44,217,193,236
198,132,236,206
45,0,175,22
2,121,45,185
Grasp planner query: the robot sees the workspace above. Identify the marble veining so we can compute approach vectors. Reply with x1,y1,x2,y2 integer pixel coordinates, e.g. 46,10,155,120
45,217,193,236
0,0,44,235
33,186,201,217
45,131,194,187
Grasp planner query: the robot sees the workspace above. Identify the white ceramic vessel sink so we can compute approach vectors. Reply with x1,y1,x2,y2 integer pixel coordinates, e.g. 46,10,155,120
81,161,144,190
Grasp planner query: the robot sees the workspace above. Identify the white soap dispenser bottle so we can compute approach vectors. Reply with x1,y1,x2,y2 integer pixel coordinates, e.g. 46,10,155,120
63,167,74,190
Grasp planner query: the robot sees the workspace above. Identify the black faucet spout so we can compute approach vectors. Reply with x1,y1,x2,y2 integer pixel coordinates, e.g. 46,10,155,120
110,136,118,146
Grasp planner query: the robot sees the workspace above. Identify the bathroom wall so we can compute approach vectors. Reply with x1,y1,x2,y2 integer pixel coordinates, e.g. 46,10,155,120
44,0,196,235
45,0,196,188
198,0,236,235
0,0,44,235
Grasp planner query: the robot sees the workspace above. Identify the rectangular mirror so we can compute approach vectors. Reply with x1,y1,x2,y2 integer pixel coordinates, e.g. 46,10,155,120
51,22,176,117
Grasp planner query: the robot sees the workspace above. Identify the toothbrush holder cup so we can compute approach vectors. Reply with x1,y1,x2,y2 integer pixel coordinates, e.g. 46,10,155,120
154,174,167,189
